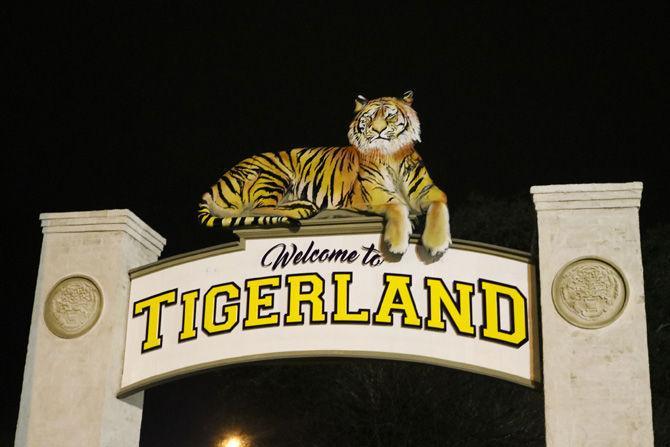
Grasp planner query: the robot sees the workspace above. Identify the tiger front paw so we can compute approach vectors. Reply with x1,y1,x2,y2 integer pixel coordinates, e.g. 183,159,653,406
384,211,411,255
385,233,409,254
422,202,452,256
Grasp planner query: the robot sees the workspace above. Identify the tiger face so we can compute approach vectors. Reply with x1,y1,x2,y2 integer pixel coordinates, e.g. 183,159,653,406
347,91,421,155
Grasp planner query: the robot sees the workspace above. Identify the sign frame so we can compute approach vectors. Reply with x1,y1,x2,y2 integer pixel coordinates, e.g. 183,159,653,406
120,214,540,397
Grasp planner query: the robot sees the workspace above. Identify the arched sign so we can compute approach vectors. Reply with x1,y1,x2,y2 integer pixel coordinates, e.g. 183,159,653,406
17,183,654,446
120,217,540,396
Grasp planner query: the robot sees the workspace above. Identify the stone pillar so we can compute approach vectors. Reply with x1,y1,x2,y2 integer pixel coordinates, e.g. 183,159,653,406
531,183,653,446
15,210,165,447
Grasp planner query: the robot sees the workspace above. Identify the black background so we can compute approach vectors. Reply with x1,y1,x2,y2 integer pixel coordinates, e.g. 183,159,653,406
6,3,668,446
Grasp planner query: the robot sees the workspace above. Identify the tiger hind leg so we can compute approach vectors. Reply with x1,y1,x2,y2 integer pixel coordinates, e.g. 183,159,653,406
201,192,237,217
198,193,293,228
199,192,237,227
251,200,320,220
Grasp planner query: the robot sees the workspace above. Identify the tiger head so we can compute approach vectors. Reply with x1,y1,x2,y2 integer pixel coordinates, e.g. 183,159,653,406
348,91,421,155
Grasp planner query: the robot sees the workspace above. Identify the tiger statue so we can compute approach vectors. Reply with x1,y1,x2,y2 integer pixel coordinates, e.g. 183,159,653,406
198,91,451,256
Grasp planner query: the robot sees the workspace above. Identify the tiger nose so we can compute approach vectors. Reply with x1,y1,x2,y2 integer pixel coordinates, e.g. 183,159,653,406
371,117,387,133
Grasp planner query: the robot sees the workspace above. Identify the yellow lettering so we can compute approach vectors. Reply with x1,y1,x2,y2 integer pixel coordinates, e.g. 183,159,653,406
285,273,326,324
178,289,199,341
373,274,421,327
332,272,370,323
202,283,240,335
243,276,281,328
133,289,177,352
425,278,475,335
479,279,528,347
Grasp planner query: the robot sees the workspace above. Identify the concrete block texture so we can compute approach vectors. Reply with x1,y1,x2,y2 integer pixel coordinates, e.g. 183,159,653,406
532,183,654,446
15,210,165,447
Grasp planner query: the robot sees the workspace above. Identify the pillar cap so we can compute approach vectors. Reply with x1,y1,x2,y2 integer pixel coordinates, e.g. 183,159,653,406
40,209,166,257
531,182,642,211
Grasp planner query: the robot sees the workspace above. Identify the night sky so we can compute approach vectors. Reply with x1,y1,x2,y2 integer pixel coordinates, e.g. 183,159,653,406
6,3,668,446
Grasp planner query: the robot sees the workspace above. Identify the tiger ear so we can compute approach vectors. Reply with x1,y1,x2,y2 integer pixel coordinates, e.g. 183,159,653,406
401,90,414,104
354,95,368,112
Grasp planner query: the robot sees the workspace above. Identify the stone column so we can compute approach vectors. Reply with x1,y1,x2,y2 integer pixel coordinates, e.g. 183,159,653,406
531,183,653,446
15,210,165,447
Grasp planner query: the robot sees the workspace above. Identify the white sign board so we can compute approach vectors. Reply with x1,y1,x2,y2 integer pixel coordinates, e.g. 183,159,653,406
121,231,539,396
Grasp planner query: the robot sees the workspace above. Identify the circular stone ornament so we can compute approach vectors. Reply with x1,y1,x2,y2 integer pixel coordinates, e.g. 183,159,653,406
44,276,103,338
552,257,628,329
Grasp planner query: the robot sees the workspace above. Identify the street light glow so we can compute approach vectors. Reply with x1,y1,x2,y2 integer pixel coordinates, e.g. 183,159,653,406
220,435,245,447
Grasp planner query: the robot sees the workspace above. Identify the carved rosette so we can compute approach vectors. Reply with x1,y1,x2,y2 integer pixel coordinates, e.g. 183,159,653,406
44,276,103,338
552,258,627,329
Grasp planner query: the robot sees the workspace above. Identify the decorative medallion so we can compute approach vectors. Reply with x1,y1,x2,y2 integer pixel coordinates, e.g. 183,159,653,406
44,276,103,338
552,258,627,329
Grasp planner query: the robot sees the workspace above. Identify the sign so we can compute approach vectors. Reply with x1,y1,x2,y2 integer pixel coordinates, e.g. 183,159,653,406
120,221,539,396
